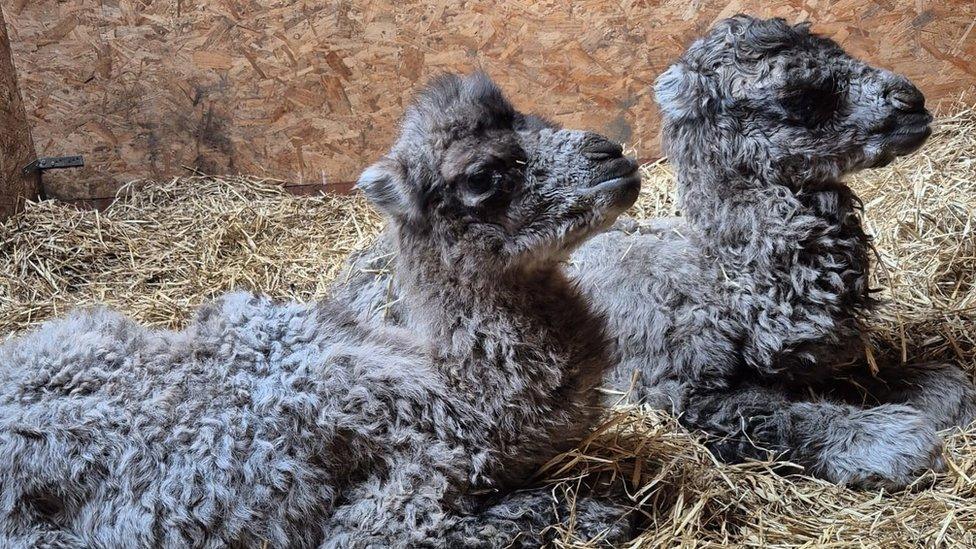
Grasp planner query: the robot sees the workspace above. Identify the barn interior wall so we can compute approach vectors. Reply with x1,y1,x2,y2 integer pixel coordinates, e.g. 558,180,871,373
1,0,974,202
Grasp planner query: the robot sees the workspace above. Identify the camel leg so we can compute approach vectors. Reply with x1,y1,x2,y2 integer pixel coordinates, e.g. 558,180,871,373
447,487,633,548
840,362,976,431
682,382,945,490
318,449,461,548
319,449,632,548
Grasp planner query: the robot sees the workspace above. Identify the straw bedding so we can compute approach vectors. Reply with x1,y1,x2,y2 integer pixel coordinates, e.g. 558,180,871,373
1,108,974,547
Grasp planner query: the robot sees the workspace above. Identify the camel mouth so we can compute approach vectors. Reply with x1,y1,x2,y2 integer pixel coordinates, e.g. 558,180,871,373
583,169,642,209
877,110,933,154
868,112,932,168
885,124,932,154
585,157,638,185
584,156,641,193
601,171,641,194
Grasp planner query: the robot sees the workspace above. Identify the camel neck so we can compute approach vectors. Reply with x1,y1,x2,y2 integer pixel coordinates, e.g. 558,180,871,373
674,160,867,268
389,228,611,484
392,228,610,394
670,155,875,344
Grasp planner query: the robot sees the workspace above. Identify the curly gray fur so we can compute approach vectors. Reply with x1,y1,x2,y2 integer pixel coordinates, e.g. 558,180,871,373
336,16,976,491
0,73,640,547
589,15,974,489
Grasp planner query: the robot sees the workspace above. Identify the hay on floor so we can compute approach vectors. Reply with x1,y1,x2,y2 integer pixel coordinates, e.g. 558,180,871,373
1,108,975,547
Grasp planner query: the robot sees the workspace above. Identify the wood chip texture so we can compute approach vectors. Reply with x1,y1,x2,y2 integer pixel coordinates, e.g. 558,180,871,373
1,0,974,200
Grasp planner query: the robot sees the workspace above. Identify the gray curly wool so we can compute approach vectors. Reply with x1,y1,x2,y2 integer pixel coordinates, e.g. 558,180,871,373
575,15,976,490
337,16,976,491
0,73,641,547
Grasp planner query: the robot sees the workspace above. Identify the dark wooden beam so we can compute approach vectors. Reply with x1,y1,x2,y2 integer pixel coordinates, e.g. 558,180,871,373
0,6,38,219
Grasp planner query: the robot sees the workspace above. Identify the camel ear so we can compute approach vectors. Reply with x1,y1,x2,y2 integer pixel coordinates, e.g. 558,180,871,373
356,160,414,220
654,63,705,121
792,20,813,34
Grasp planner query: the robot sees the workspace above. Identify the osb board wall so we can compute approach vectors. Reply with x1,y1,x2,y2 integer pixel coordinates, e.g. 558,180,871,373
2,0,975,201
0,6,38,217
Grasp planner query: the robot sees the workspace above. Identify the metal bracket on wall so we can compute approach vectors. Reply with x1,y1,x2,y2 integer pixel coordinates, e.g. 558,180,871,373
22,155,85,175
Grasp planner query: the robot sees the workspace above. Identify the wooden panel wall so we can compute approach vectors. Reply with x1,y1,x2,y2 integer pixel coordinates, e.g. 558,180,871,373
0,6,38,217
2,0,975,201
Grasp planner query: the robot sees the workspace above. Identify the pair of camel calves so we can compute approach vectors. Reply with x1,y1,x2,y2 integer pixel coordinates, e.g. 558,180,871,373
1,15,973,548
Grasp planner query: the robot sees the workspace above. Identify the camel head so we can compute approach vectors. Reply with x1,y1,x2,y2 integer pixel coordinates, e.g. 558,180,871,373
655,14,932,186
358,72,641,274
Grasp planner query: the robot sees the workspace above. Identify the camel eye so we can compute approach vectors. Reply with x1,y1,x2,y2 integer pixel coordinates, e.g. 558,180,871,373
463,170,502,196
780,85,837,126
779,75,839,127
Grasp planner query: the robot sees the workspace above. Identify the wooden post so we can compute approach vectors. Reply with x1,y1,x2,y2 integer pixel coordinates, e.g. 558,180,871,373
0,6,38,219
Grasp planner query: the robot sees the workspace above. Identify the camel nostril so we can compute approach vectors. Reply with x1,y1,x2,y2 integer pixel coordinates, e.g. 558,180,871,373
583,136,624,161
886,86,926,113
